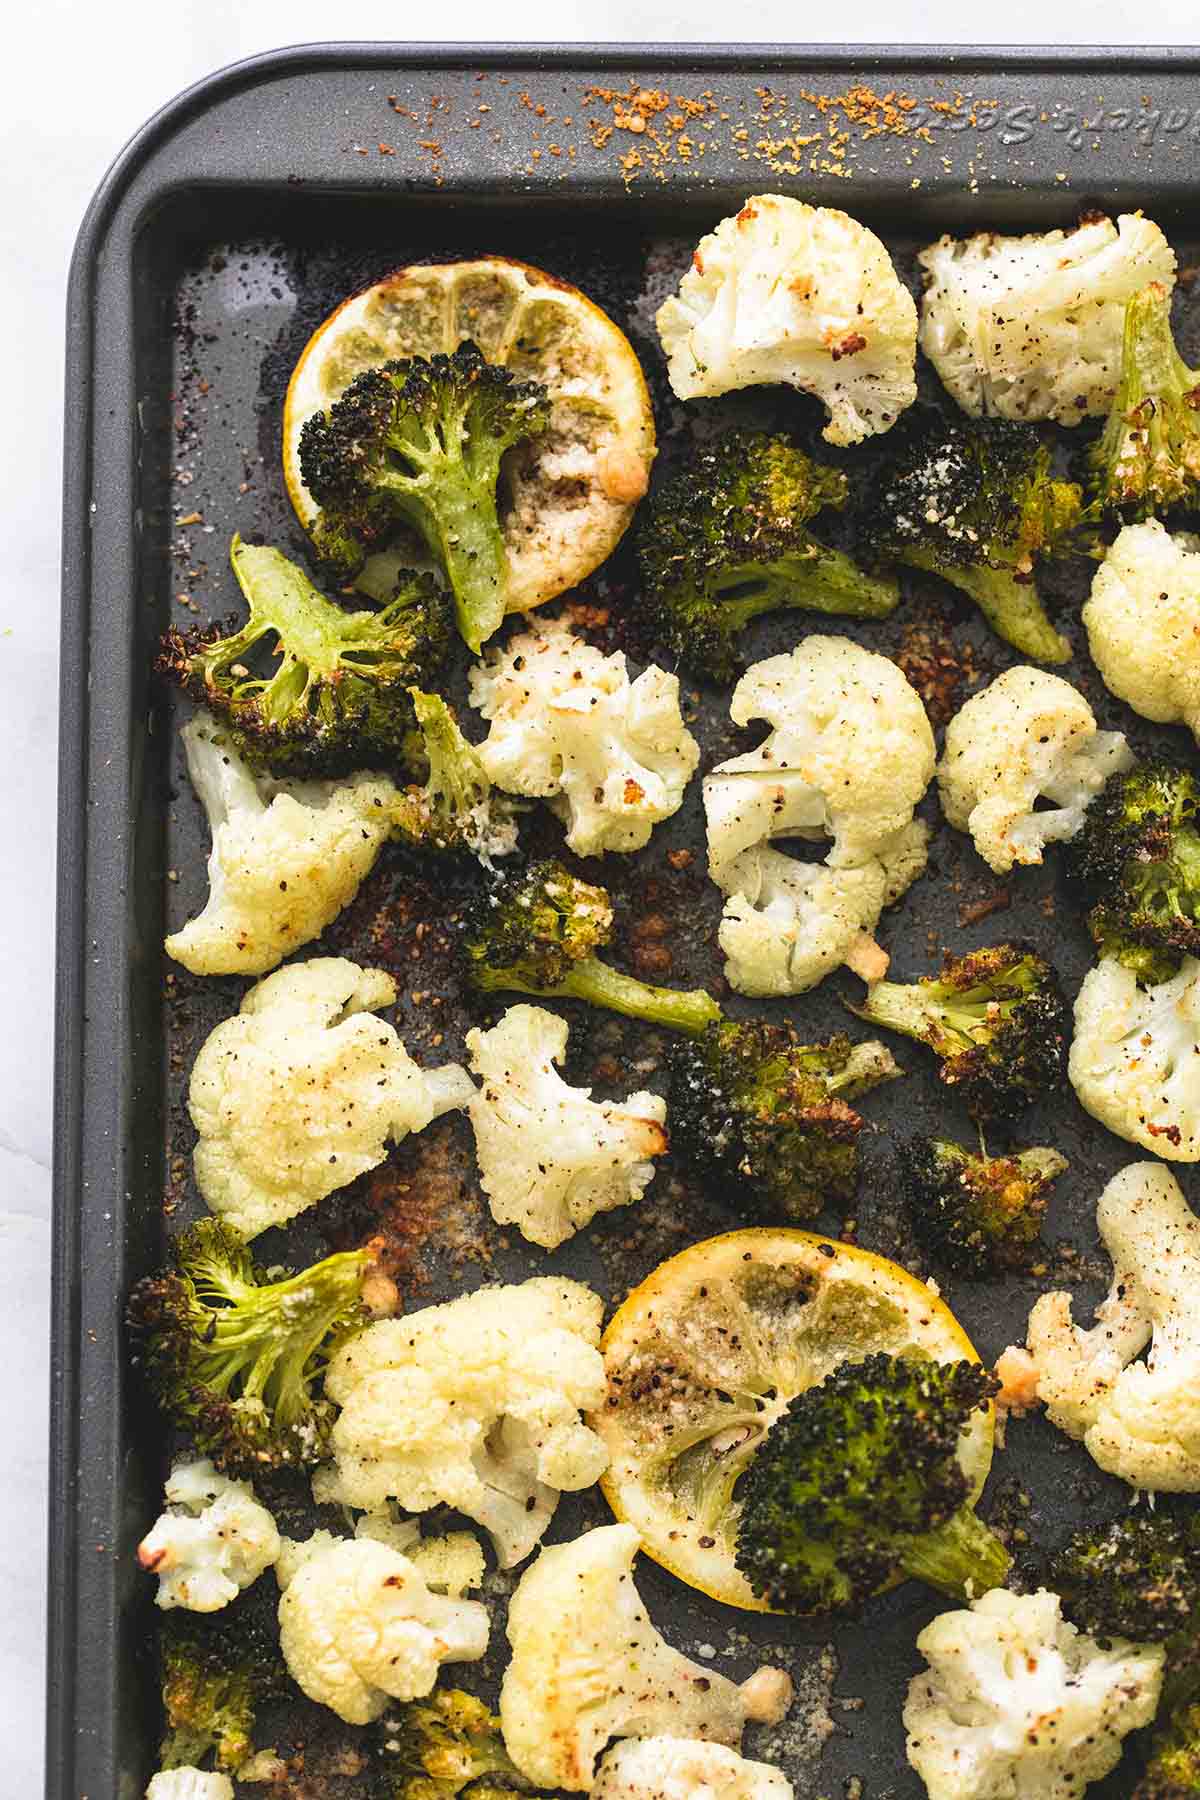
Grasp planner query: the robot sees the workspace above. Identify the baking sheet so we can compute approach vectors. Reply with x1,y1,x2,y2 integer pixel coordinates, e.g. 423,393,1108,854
54,45,1200,1800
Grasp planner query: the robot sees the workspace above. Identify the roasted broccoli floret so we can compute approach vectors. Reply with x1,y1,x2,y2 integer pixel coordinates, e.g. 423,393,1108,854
391,691,517,862
156,536,449,777
298,343,550,653
1138,1699,1200,1798
1065,759,1200,983
377,1688,526,1800
462,858,722,1037
160,1607,290,1773
666,1021,901,1220
850,943,1068,1124
734,1351,1009,1612
855,411,1085,663
1090,282,1200,520
127,1219,368,1473
1053,1510,1200,1799
1054,1510,1200,1644
635,430,899,681
897,1135,1068,1274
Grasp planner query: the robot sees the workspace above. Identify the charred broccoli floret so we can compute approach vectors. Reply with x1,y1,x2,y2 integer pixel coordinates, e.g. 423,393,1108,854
377,1688,526,1800
1091,282,1200,520
855,411,1084,663
127,1218,368,1473
391,690,516,862
1138,1700,1200,1798
462,858,722,1037
1065,759,1200,983
734,1351,1008,1612
160,1606,291,1773
635,430,898,681
666,1021,901,1220
1053,1510,1200,1799
1054,1510,1200,1644
156,536,449,777
298,343,550,652
850,943,1068,1124
897,1135,1067,1274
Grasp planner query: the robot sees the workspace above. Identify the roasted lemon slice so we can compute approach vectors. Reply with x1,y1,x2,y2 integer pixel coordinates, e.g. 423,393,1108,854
593,1228,992,1611
283,257,655,615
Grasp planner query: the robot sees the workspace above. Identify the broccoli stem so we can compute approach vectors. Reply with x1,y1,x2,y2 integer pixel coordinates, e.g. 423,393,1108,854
558,958,724,1036
822,1040,903,1101
378,467,506,653
229,539,348,705
852,980,944,1046
1015,1147,1070,1187
852,982,994,1059
901,1504,1012,1601
714,551,899,624
474,956,722,1037
902,552,1070,664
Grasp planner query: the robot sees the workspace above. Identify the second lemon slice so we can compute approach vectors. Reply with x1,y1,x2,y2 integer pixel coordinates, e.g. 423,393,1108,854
593,1228,992,1611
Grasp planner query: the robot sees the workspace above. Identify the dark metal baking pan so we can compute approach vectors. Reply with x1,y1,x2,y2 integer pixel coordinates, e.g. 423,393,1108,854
53,41,1200,1800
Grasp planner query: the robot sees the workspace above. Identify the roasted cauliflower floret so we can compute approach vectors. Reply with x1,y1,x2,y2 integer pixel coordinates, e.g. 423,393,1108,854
704,638,935,996
1069,956,1200,1161
1083,520,1200,745
349,1511,486,1596
137,1460,279,1612
498,1523,793,1791
468,614,698,855
713,841,926,998
656,195,917,445
465,1004,668,1249
918,212,1176,421
705,638,936,877
146,1773,234,1800
165,716,399,977
1009,1161,1200,1490
938,667,1132,874
187,958,474,1239
903,1585,1164,1800
592,1737,794,1800
322,1278,608,1567
276,1535,488,1724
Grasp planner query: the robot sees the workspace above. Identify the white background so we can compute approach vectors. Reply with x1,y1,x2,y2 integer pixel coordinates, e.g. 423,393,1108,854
7,5,1197,1792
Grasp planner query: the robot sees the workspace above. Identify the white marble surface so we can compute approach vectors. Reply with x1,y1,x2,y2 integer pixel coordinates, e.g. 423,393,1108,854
6,4,1199,1792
